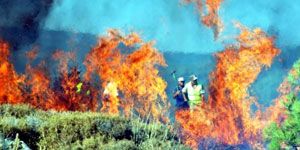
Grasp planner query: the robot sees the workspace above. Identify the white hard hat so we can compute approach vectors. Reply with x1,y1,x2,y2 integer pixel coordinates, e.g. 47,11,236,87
190,75,198,81
177,77,185,82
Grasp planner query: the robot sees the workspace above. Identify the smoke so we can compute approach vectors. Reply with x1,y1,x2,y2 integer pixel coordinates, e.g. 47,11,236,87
1,0,300,107
43,0,222,53
216,0,300,104
43,0,300,54
220,0,300,48
1,0,300,54
0,0,54,51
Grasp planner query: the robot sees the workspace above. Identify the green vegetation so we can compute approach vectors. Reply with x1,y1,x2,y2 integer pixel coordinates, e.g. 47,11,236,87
264,94,300,149
264,60,300,149
0,104,189,150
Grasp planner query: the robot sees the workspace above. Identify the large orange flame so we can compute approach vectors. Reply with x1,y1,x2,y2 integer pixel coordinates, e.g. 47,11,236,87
0,40,24,104
0,30,168,121
25,60,54,109
84,30,169,121
182,0,223,39
22,49,98,111
175,25,280,148
0,44,98,111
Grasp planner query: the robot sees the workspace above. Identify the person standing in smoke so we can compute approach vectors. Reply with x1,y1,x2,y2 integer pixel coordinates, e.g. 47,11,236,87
182,75,205,111
173,77,189,110
102,80,119,114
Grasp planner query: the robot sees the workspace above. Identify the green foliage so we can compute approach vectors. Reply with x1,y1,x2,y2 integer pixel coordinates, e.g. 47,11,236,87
264,94,300,149
0,104,189,150
0,104,36,118
264,59,300,149
287,59,300,86
139,138,190,150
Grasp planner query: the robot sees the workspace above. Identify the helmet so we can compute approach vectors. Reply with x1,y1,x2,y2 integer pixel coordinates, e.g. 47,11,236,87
190,75,198,81
177,77,185,82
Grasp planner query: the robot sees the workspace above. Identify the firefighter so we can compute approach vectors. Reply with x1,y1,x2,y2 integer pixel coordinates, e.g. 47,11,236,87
182,75,205,110
173,77,189,109
102,81,119,114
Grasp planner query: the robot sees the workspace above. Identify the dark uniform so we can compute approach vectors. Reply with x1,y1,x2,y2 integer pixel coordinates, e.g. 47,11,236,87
173,86,189,109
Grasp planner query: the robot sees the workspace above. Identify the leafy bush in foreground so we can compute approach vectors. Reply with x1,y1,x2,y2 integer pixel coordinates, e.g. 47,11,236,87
0,104,189,150
264,94,300,149
264,59,300,149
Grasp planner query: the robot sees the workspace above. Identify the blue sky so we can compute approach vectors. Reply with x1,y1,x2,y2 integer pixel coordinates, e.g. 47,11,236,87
43,0,300,53
43,0,221,53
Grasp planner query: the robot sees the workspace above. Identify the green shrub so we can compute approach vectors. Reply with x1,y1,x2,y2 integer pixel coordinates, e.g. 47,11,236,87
139,138,189,150
264,94,300,149
101,139,137,150
0,104,36,118
0,104,190,150
264,59,300,149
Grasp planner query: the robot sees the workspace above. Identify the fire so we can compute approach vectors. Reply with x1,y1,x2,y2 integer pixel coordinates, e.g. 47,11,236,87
0,44,98,111
0,30,168,121
0,40,24,104
52,50,76,74
24,60,54,109
84,30,169,121
182,0,223,39
102,81,119,114
1,25,291,149
23,49,98,111
175,24,280,148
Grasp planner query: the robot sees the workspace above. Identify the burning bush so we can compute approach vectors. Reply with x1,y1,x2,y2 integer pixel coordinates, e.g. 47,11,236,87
0,30,169,122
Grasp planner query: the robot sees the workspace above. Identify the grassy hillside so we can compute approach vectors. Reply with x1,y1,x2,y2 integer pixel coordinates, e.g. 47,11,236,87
0,104,189,150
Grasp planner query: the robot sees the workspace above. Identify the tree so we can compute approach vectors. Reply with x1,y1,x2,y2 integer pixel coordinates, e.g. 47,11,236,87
264,59,300,149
